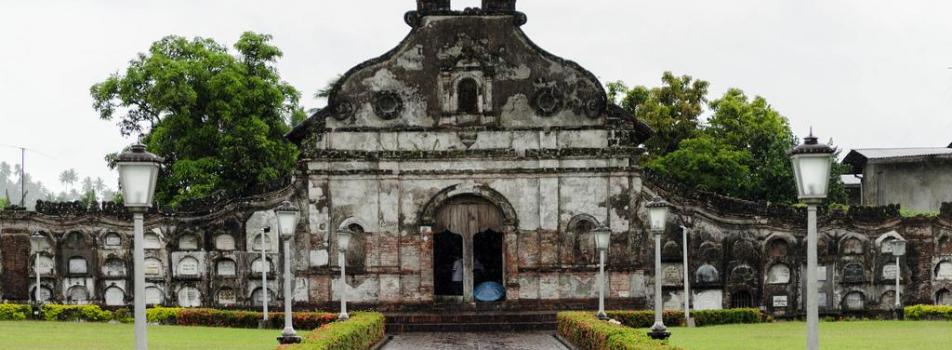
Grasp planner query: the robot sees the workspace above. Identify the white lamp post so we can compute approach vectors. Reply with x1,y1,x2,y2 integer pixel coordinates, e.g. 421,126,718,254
594,225,611,320
116,142,163,350
337,227,352,320
890,239,906,319
259,226,271,326
275,201,302,344
679,219,694,327
788,132,834,350
646,197,671,340
31,231,45,308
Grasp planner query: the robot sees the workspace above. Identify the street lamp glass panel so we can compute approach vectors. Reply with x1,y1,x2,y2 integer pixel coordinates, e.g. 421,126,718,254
791,154,832,200
890,240,907,257
648,204,669,233
275,201,300,241
594,226,611,251
118,162,159,207
338,229,352,252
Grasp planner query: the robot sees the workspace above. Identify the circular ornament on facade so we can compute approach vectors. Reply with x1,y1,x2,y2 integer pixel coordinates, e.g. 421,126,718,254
583,94,606,118
332,100,355,121
533,87,563,117
372,91,404,120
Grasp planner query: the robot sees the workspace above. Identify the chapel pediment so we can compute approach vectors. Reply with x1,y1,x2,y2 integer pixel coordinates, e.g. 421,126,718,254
288,0,651,146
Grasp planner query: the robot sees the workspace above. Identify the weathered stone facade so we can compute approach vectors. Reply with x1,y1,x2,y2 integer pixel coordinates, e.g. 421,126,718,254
2,1,952,315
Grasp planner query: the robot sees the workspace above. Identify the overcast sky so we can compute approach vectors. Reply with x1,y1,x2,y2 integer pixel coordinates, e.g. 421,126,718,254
2,0,951,194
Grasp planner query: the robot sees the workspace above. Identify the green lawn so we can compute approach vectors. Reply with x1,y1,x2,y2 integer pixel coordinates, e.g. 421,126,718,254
0,321,279,350
665,321,952,350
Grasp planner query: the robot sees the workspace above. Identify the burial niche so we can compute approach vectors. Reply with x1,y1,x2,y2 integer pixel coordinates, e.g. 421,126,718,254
433,195,505,301
217,288,237,306
66,286,89,304
252,287,273,306
215,234,236,251
103,257,126,277
767,239,789,258
145,287,164,305
252,258,272,274
730,290,753,308
696,264,720,284
30,286,53,303
177,234,199,251
571,218,597,266
729,265,755,283
344,224,367,269
68,257,88,275
937,289,952,305
843,292,865,310
103,232,122,248
177,287,202,307
143,233,162,249
34,255,54,275
766,264,791,285
841,238,864,255
104,286,125,306
936,261,952,280
843,262,865,284
176,256,200,276
144,258,164,277
217,259,237,277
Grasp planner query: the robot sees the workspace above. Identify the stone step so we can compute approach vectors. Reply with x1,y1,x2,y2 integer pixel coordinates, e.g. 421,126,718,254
385,311,558,333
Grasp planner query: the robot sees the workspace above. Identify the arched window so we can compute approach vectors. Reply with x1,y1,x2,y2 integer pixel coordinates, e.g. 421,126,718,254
217,259,237,277
176,256,200,276
457,78,479,114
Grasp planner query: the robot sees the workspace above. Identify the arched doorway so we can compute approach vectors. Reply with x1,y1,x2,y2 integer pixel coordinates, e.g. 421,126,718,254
433,195,506,302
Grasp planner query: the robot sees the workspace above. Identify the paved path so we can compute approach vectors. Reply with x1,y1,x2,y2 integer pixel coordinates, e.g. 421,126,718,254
382,332,569,350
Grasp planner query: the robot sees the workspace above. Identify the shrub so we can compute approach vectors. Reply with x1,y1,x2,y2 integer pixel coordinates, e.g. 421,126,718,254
41,304,112,322
280,312,385,350
557,311,680,350
606,308,763,328
904,305,952,320
145,307,335,330
0,304,32,321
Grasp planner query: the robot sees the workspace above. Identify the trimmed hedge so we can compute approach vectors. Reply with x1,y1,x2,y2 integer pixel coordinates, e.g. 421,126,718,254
145,307,336,330
0,304,32,320
279,312,385,350
557,311,680,350
904,305,952,320
606,308,763,328
41,304,113,322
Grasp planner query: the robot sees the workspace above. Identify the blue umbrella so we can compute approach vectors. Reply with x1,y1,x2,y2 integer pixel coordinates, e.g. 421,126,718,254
474,281,506,302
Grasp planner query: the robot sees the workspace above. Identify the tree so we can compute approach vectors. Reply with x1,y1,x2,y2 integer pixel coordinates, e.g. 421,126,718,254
91,32,303,206
58,169,78,194
614,72,709,159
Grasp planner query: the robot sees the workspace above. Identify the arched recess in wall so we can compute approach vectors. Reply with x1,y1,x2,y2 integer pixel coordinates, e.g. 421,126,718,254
695,264,720,285
33,254,55,275
338,218,369,269
29,285,53,303
938,234,952,256
214,233,236,251
177,233,200,251
763,232,795,258
936,289,952,305
730,290,753,308
66,285,89,305
839,233,868,256
766,264,791,285
217,287,237,306
176,256,200,277
103,256,126,277
104,286,125,306
143,232,163,250
102,232,122,248
567,214,599,266
67,256,88,275
842,291,866,311
144,258,164,277
145,286,165,306
177,286,202,308
935,260,952,280
251,257,274,274
251,287,275,306
875,231,904,254
216,258,237,277
457,77,480,114
419,184,518,228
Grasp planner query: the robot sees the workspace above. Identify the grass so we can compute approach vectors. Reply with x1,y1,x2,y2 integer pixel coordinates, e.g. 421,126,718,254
665,321,952,350
0,321,278,350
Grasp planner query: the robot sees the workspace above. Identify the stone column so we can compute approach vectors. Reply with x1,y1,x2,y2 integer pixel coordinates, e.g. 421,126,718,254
418,226,434,301
504,225,520,299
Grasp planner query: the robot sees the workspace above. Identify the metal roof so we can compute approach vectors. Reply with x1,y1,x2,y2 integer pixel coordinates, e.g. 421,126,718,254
842,147,952,174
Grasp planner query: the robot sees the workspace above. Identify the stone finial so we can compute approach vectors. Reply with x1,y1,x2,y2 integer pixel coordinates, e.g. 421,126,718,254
417,0,451,12
482,0,516,12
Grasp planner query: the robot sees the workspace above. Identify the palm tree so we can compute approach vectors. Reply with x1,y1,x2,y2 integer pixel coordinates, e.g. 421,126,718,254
59,169,78,194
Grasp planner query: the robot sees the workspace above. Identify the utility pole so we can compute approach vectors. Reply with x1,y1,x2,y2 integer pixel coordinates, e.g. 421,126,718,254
20,147,25,206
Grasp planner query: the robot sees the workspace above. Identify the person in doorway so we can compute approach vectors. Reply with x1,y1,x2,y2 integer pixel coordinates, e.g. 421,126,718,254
451,257,464,295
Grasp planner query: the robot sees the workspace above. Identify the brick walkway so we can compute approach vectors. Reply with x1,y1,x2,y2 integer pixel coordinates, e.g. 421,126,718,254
382,332,568,350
